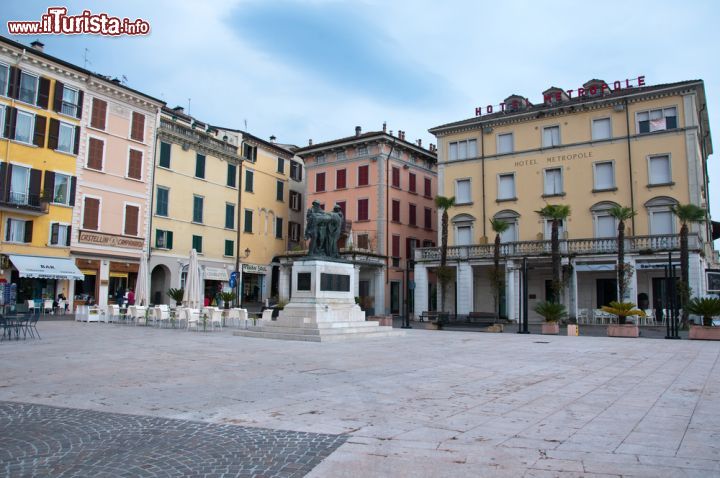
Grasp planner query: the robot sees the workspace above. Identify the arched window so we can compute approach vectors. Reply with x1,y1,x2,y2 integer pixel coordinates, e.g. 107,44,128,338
645,196,678,235
590,201,620,238
451,213,475,246
493,210,520,243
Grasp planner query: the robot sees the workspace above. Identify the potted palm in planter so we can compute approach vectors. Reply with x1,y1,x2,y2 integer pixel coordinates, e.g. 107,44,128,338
602,301,645,337
686,297,720,340
219,291,236,310
167,288,184,307
534,301,566,335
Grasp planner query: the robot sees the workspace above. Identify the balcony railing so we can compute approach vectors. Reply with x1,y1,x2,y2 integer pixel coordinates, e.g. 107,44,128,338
0,191,49,215
159,118,239,159
415,234,700,262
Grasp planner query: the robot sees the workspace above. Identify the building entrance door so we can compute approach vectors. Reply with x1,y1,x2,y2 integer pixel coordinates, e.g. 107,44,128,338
596,278,617,308
390,281,400,315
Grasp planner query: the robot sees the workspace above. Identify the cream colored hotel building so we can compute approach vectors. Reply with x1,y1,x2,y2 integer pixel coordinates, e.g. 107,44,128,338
415,78,716,322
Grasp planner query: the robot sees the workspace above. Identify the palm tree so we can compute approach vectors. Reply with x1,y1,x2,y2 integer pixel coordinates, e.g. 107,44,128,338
536,204,571,302
601,301,645,325
671,204,706,325
490,219,509,320
434,196,456,319
685,297,720,327
608,206,636,301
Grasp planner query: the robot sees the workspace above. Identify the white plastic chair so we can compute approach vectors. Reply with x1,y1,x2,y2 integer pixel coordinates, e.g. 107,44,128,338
185,308,200,331
108,305,120,323
209,308,223,330
154,306,170,328
643,309,655,325
42,299,53,315
577,308,589,324
27,299,37,315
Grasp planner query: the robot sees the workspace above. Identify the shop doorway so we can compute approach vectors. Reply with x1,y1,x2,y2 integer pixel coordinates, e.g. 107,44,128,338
596,278,617,309
243,273,263,304
390,281,401,315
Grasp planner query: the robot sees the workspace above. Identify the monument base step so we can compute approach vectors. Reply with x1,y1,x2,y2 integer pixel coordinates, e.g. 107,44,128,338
233,325,404,342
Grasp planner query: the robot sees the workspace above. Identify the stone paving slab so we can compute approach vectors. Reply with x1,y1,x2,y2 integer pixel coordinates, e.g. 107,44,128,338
1,322,719,477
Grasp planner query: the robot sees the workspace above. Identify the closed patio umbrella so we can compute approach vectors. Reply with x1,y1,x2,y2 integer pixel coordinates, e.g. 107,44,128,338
134,253,149,306
182,249,203,309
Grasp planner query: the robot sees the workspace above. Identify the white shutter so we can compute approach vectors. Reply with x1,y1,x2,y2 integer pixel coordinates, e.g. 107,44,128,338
543,126,560,147
649,156,671,184
596,215,616,238
457,141,467,160
498,174,515,199
449,142,458,161
500,222,517,243
545,219,564,239
544,169,562,195
592,118,611,140
456,226,472,246
651,211,673,235
468,139,477,158
456,180,471,203
498,133,513,154
594,162,614,189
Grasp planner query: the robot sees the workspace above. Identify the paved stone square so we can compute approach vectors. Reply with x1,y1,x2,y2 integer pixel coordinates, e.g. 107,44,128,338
1,321,720,477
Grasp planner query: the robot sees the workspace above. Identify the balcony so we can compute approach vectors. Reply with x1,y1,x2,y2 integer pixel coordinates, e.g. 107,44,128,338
0,191,49,216
415,234,701,262
158,118,239,161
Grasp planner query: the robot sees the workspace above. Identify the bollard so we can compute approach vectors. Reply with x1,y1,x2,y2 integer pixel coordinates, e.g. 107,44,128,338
567,324,579,336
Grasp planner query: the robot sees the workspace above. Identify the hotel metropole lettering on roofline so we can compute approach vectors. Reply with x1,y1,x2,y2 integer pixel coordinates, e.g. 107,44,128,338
414,77,715,323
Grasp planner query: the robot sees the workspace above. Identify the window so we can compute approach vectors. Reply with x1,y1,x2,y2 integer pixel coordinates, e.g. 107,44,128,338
290,190,302,211
275,217,283,239
498,173,516,200
357,144,368,156
15,110,34,144
193,195,203,223
277,157,285,174
130,111,145,142
336,169,347,189
124,204,139,236
409,204,417,226
90,98,107,130
456,225,472,246
448,139,477,161
336,151,346,161
155,229,173,249
492,212,519,243
127,149,143,180
242,144,257,162
156,187,169,216
245,170,254,192
544,219,565,240
244,209,253,233
648,154,672,185
424,207,432,230
316,154,326,164
409,173,416,193
392,167,400,188
497,133,514,154
224,239,234,257
192,235,203,253
9,165,29,204
455,179,471,204
358,165,369,186
290,160,302,181
357,198,369,221
650,210,674,235
159,141,171,168
276,180,284,201
226,163,236,187
5,218,31,243
543,168,563,196
195,153,205,179
19,71,38,104
315,172,326,192
391,148,400,159
54,122,74,153
49,223,71,246
0,105,5,137
392,235,400,258
336,201,346,217
357,234,370,250
289,222,301,242
0,63,8,95
83,197,100,230
542,126,561,147
424,177,432,198
637,107,677,133
592,118,611,140
52,174,71,205
61,86,79,117
392,199,400,223
593,161,615,190
595,214,616,238
225,203,235,229
87,137,104,170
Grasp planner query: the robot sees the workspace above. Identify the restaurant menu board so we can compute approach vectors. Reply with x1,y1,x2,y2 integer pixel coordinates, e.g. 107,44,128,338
0,283,16,306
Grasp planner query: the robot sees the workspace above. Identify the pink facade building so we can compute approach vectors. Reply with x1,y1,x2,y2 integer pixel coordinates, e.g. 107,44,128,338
295,126,437,316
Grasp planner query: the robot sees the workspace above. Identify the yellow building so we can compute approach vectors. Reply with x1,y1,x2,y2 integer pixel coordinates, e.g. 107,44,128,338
149,107,241,305
216,128,300,306
417,78,715,323
0,39,84,310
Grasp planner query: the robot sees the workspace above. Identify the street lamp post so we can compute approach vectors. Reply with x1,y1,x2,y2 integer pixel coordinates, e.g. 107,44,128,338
517,257,530,334
402,258,413,329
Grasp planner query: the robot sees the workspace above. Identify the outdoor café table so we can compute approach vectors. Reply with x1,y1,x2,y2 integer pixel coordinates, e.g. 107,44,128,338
1,315,29,341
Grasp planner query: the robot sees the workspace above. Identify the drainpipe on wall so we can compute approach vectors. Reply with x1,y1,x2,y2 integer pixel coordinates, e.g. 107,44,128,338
480,125,487,240
147,111,161,261
235,138,244,308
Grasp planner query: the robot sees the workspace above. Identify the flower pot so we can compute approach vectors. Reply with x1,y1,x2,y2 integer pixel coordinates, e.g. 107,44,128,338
541,322,560,335
607,324,639,338
689,325,720,340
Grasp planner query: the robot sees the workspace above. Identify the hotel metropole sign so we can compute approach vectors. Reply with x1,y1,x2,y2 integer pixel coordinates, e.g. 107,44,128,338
474,75,646,116
78,230,144,249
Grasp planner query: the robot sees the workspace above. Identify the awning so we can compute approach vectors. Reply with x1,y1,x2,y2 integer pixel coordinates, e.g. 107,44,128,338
575,263,615,272
9,255,85,280
203,267,229,281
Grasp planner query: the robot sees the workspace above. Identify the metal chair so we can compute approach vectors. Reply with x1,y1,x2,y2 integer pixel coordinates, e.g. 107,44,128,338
26,315,40,339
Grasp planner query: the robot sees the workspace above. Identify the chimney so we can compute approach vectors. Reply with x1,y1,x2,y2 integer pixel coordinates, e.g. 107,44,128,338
355,126,361,137
270,135,276,143
417,139,422,147
172,106,184,114
308,139,313,146
382,122,387,133
30,40,44,52
111,78,121,84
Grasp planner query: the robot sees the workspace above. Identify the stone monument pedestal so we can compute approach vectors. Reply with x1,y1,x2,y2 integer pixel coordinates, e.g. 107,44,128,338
234,259,403,342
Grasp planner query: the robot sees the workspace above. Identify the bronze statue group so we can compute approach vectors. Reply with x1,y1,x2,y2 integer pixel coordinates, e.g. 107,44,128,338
305,201,344,258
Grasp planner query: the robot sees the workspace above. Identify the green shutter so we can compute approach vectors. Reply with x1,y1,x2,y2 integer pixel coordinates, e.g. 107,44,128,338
225,239,234,256
155,229,162,248
245,170,253,192
195,154,205,178
225,204,234,229
227,163,236,187
167,231,173,250
159,142,171,168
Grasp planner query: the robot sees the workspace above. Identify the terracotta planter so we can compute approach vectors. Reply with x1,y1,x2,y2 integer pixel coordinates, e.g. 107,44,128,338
541,322,560,335
607,324,639,338
689,325,720,340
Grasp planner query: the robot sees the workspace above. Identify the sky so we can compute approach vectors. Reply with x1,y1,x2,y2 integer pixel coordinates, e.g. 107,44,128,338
2,0,720,228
